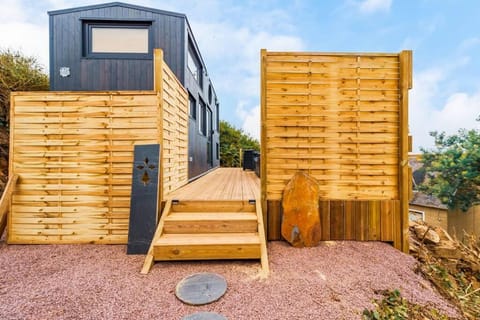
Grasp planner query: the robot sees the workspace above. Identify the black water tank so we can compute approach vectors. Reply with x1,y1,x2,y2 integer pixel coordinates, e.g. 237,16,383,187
243,149,256,170
254,153,260,177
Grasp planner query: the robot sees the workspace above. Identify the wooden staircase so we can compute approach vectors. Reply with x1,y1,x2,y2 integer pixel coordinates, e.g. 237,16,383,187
141,199,269,276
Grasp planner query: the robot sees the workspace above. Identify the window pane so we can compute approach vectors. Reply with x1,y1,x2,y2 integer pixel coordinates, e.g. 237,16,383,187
198,103,203,135
92,27,149,53
187,50,199,81
215,103,219,131
199,101,206,136
207,108,212,132
189,95,196,119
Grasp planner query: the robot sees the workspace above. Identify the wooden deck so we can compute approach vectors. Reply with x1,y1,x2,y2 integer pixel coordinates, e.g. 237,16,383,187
166,168,260,201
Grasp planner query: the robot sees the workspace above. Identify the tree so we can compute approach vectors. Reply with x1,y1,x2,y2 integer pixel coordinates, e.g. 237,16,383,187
420,128,480,212
219,120,259,167
0,49,49,192
0,49,49,127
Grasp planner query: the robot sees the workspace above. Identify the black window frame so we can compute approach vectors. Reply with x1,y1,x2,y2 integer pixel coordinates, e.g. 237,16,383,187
208,84,213,104
199,99,207,136
206,106,212,135
187,40,203,88
188,94,197,119
215,101,220,132
82,20,153,59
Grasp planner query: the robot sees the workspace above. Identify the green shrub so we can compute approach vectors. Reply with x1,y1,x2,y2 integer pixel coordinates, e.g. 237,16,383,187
0,49,49,127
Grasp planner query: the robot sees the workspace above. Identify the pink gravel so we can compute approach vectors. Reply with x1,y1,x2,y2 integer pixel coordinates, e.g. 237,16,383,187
0,235,460,320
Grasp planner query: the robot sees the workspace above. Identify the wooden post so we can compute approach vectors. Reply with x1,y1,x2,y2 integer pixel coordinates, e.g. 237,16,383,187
153,48,163,92
154,48,164,202
260,49,268,235
399,50,413,253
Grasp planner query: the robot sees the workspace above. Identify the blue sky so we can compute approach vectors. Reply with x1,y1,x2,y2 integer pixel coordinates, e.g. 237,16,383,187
1,0,479,152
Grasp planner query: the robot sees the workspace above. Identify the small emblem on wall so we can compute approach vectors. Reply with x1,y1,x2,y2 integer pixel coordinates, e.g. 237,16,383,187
59,67,70,77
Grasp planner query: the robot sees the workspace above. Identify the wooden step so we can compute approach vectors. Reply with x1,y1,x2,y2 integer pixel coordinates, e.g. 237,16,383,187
163,211,258,233
153,233,261,260
170,200,256,213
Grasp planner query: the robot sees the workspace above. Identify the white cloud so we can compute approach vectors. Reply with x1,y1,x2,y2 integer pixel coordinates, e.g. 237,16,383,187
432,92,480,133
0,0,24,22
192,21,304,75
236,102,260,140
458,37,480,53
358,0,392,14
0,0,48,67
410,68,480,152
0,22,49,71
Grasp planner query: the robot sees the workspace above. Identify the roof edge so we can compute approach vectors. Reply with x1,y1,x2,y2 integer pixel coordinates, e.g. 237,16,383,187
48,1,186,19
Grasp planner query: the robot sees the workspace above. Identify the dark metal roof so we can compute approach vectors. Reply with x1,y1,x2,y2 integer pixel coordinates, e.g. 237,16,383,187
410,192,448,210
47,2,186,18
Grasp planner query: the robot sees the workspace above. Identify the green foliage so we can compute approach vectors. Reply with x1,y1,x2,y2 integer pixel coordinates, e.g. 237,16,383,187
421,262,480,319
362,289,449,320
420,129,480,212
219,120,259,167
0,49,49,127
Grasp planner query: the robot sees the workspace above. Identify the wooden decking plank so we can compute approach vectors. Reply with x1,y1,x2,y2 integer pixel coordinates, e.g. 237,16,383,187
163,211,258,234
154,233,261,260
170,200,256,213
156,233,261,245
154,244,261,260
165,212,257,220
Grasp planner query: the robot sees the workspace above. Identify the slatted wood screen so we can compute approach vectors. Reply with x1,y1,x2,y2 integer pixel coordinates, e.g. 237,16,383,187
158,53,189,195
261,51,412,251
8,51,188,244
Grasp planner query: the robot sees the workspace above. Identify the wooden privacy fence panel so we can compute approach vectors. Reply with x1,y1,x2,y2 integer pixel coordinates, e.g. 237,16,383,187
263,53,401,200
8,52,188,244
261,50,412,251
159,58,189,196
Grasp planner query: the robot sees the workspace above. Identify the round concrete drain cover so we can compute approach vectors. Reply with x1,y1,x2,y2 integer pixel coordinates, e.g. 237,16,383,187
175,273,227,305
182,311,227,320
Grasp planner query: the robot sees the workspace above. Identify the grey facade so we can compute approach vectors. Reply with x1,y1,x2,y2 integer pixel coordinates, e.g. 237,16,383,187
48,2,220,179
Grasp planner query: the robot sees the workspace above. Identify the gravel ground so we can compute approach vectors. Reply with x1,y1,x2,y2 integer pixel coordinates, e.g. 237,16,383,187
0,235,460,320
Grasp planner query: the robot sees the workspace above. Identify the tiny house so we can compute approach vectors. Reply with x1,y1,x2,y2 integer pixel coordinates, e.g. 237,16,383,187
48,2,220,179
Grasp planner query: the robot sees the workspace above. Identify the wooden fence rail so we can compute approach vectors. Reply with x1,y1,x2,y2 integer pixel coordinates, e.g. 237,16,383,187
0,174,19,237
